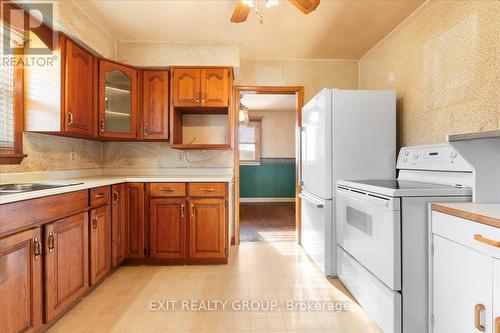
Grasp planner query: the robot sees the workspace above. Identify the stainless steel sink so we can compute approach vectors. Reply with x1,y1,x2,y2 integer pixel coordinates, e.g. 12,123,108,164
0,182,83,195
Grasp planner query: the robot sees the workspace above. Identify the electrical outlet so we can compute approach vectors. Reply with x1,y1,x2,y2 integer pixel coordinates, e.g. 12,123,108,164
178,152,184,161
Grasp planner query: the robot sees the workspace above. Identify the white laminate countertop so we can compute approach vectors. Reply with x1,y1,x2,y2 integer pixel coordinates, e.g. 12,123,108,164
431,202,500,229
0,174,233,205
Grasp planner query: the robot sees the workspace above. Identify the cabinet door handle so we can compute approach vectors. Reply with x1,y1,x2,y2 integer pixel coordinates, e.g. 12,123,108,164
48,232,55,253
474,304,486,332
92,216,98,229
100,118,105,132
474,234,500,248
160,187,175,192
495,317,500,333
112,190,119,203
200,188,215,192
33,237,41,260
181,204,185,219
191,204,195,217
195,91,201,103
201,92,206,103
143,122,149,135
67,111,74,126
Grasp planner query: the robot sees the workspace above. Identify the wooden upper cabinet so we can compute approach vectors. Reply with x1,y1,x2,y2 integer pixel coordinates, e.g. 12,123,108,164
188,198,226,259
64,38,95,136
90,205,111,285
0,228,42,333
44,212,89,322
150,198,186,259
141,70,169,140
172,68,200,107
111,184,127,268
24,33,96,138
201,68,229,107
98,60,138,139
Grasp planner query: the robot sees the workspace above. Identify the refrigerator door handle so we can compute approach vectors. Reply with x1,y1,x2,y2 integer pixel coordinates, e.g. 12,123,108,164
300,193,324,208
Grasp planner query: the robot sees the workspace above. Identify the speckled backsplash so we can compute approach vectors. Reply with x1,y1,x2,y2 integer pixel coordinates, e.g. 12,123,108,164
359,0,500,147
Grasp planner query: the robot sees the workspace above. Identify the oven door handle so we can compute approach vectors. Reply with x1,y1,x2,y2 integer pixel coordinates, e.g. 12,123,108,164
300,193,325,208
337,188,395,209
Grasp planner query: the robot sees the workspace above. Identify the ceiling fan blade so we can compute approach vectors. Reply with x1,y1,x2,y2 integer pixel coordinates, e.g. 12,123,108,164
288,0,320,14
231,0,251,23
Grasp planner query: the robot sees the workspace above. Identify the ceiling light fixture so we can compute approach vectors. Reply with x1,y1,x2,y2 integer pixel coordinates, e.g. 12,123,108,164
242,0,279,24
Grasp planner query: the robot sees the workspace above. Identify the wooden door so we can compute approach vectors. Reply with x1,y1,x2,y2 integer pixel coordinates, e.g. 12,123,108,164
432,235,493,333
150,198,186,259
98,60,138,139
0,228,42,333
172,68,200,107
90,205,111,285
111,184,127,268
64,38,94,136
201,68,229,107
188,198,226,259
126,183,145,259
45,212,89,322
494,259,500,333
141,70,169,139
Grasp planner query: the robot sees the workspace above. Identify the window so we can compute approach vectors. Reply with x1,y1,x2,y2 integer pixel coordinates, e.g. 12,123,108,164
239,117,262,163
0,20,25,164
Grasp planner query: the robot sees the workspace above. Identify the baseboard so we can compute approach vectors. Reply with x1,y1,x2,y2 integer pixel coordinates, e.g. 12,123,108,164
239,197,296,203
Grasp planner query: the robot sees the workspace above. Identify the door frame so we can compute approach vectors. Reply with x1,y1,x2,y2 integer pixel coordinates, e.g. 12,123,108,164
233,86,304,245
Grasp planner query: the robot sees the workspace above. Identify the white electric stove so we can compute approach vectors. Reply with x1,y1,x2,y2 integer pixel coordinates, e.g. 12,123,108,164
335,144,473,333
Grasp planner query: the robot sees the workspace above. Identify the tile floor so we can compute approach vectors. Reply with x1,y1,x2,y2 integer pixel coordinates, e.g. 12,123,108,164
48,242,381,333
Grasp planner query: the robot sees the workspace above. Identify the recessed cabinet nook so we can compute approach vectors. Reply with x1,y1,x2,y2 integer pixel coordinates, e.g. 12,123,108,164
23,33,233,150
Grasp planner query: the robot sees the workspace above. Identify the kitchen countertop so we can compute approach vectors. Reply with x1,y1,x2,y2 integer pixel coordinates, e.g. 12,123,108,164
431,202,500,229
0,174,233,205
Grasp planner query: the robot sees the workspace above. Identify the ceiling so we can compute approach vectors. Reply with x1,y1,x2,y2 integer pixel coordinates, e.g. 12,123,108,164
241,94,297,112
75,0,424,59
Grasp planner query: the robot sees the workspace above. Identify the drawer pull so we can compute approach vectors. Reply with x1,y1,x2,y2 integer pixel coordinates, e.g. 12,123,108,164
474,304,486,332
95,193,105,199
48,232,55,253
160,187,175,192
495,317,500,333
474,234,500,248
200,188,215,192
33,237,41,260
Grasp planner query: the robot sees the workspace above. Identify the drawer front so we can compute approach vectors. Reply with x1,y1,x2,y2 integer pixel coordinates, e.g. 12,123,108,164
432,211,500,259
150,183,186,197
337,247,401,333
188,183,226,197
90,186,110,207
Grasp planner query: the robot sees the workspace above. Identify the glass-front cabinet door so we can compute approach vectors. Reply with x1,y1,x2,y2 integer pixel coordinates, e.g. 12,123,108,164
98,60,137,138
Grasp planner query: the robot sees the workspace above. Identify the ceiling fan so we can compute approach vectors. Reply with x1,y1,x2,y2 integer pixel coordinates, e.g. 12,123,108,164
231,0,320,24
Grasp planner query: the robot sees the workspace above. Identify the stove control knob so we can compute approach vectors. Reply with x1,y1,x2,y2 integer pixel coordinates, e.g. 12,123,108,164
450,151,458,158
403,150,409,156
402,157,408,163
413,153,419,159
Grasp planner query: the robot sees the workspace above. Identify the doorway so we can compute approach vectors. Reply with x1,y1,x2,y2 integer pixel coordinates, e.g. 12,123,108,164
233,86,304,244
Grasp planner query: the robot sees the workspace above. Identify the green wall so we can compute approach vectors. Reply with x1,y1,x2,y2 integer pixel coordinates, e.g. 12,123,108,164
239,161,296,198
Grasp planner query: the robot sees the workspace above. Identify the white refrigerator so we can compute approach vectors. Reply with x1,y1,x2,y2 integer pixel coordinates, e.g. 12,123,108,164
300,89,396,276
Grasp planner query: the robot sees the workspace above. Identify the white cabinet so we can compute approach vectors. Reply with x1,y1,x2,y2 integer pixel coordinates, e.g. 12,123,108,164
432,235,492,332
494,259,500,333
431,211,500,333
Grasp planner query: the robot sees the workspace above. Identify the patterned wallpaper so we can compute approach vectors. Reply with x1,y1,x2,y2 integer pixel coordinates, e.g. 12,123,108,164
359,0,500,147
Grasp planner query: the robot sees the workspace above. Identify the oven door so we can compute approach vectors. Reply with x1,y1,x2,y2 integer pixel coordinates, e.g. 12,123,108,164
336,186,401,290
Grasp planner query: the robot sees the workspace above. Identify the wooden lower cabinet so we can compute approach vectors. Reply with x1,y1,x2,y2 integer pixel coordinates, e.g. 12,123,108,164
111,184,127,268
45,212,89,322
126,183,145,259
188,198,226,259
90,205,111,286
0,228,42,333
150,198,186,259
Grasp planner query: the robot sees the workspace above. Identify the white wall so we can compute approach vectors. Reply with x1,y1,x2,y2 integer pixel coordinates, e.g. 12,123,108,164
248,110,295,158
